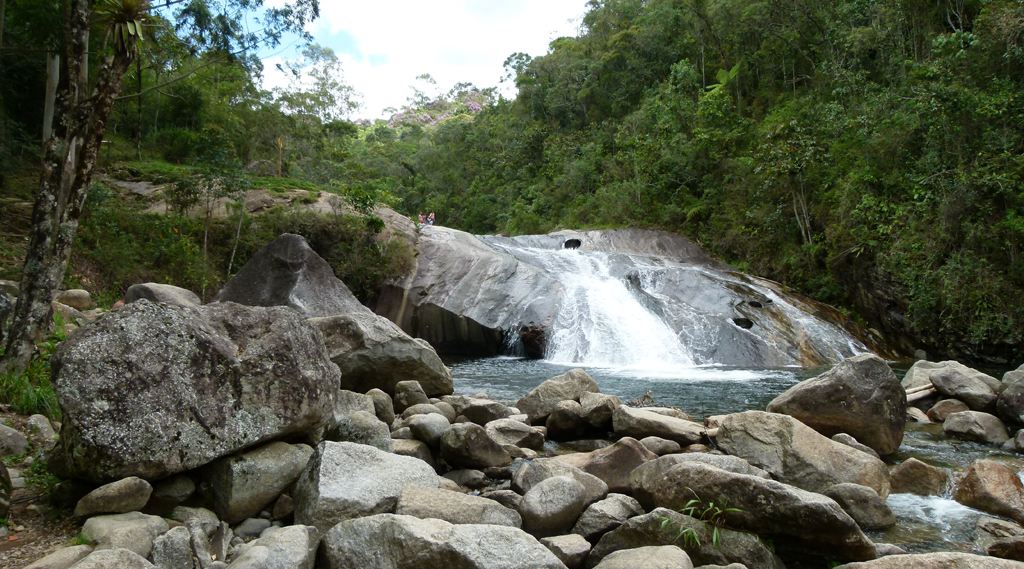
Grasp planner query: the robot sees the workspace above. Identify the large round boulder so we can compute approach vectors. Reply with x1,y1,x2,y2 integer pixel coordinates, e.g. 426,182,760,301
49,300,339,483
517,369,600,424
294,441,440,535
833,552,1024,568
766,354,905,455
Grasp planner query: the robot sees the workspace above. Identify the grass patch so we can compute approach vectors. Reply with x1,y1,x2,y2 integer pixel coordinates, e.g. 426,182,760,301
250,175,320,195
0,318,65,421
25,459,60,491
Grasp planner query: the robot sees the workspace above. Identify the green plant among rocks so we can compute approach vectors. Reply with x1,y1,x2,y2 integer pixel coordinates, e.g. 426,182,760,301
660,488,742,548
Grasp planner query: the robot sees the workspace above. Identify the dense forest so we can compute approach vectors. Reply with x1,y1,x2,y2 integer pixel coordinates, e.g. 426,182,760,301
1,0,1023,363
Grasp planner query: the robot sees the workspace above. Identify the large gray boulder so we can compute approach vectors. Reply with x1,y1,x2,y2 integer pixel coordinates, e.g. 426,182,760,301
215,233,452,396
518,369,601,423
439,423,512,469
486,418,545,450
312,314,453,397
716,411,890,498
124,283,201,307
396,486,522,527
908,360,1001,410
202,441,313,524
225,524,319,569
80,512,169,559
943,411,1010,444
637,462,875,561
612,406,704,445
512,458,610,508
629,453,770,510
318,514,567,569
521,475,589,538
833,552,1024,568
997,372,1024,425
766,354,906,455
572,493,645,543
49,300,339,483
585,508,782,569
293,441,439,535
325,410,393,451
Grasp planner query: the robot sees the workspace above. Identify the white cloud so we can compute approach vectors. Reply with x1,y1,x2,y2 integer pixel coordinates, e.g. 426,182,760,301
260,0,589,120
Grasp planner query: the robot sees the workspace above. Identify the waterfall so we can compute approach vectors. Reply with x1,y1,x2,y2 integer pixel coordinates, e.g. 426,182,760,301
480,234,868,368
533,248,695,368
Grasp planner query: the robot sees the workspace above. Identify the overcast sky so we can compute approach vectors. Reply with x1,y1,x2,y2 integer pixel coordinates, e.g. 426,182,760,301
260,0,590,121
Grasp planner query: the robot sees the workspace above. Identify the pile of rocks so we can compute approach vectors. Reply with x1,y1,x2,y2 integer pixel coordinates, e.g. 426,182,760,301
16,235,1024,569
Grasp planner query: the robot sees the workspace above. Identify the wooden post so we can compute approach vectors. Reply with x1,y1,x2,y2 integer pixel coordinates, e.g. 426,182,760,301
277,136,283,177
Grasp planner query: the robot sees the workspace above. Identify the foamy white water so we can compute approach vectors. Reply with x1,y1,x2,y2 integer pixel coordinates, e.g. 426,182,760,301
529,248,695,367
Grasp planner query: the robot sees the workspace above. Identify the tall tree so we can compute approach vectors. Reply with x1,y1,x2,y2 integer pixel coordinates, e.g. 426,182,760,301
1,0,319,372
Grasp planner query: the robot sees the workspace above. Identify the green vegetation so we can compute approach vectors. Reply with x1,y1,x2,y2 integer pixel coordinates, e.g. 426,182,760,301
2,0,1022,362
340,0,1024,362
0,318,64,420
661,489,742,548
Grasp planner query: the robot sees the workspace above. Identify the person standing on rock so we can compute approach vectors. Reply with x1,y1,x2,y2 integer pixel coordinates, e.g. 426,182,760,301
418,212,426,226
427,211,435,226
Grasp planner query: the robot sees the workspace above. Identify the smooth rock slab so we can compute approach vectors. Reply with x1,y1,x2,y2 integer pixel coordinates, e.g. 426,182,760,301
767,354,906,455
74,476,152,517
124,283,201,307
293,441,439,535
225,524,319,569
81,512,169,559
825,483,896,530
69,548,155,569
396,485,522,527
833,552,1024,568
629,453,770,510
49,300,339,483
319,514,566,569
612,406,704,446
593,545,693,569
716,411,890,498
203,441,313,524
553,437,657,493
23,545,94,569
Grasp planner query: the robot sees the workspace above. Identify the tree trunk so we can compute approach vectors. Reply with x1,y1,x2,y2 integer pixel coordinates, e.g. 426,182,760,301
43,53,60,142
0,0,7,50
1,0,134,373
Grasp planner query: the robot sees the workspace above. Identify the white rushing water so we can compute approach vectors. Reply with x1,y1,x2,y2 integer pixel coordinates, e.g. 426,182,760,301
524,248,695,368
